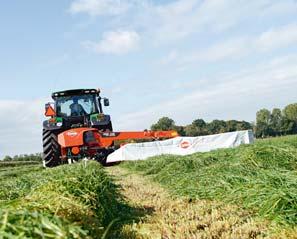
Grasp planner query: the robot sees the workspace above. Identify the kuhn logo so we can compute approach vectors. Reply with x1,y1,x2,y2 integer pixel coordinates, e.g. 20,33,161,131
180,141,191,149
67,131,78,137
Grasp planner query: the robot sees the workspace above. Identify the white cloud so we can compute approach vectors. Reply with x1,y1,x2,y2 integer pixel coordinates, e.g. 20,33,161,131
114,55,297,130
164,23,297,66
69,0,297,45
256,24,297,51
83,30,140,54
159,50,179,65
69,0,131,16
0,99,46,159
141,0,297,44
260,1,297,17
196,37,249,62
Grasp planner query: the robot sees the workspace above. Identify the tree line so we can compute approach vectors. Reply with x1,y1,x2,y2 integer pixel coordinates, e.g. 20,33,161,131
2,153,42,162
151,117,252,136
255,103,297,138
151,103,297,138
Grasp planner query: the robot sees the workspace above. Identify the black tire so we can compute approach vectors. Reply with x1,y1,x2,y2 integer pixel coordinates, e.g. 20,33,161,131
42,129,61,167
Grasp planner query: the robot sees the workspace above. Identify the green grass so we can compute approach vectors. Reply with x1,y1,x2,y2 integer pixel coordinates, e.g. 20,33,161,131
0,165,42,180
0,160,41,168
0,161,143,238
122,135,297,227
1,135,296,237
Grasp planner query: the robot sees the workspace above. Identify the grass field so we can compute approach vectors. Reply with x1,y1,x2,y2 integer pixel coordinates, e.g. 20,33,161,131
0,161,147,239
1,135,296,238
108,166,272,239
122,135,297,236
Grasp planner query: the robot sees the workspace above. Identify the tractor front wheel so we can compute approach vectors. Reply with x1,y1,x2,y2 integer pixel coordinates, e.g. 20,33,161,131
42,129,61,167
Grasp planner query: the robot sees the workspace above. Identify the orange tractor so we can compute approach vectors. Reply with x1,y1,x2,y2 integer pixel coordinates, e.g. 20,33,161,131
43,89,178,167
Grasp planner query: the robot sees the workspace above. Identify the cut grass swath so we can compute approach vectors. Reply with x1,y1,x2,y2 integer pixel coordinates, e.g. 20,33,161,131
0,161,141,238
122,135,297,227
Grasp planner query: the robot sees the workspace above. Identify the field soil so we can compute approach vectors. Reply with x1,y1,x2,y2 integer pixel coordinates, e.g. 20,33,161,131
107,166,269,239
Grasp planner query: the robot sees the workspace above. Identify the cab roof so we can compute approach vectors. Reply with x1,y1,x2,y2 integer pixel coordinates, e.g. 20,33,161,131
52,89,100,100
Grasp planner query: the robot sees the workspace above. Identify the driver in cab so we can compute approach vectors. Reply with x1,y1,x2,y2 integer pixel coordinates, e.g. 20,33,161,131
70,97,87,116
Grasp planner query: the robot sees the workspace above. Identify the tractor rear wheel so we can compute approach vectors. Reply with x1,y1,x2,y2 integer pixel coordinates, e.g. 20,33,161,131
42,129,61,167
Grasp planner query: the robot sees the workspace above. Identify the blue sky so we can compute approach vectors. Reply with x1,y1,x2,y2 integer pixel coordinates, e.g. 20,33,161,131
0,0,297,157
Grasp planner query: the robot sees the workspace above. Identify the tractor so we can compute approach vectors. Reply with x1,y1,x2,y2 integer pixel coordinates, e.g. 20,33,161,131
43,89,178,167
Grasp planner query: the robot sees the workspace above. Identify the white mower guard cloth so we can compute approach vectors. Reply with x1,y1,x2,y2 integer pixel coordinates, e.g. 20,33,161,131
106,130,254,163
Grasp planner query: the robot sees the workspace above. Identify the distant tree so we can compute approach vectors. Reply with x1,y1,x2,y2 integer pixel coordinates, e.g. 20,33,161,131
151,103,297,139
192,119,206,128
225,120,252,132
238,121,252,131
13,155,20,161
3,156,13,161
283,103,297,122
270,108,282,136
207,120,227,134
280,117,296,135
184,119,252,136
256,109,271,124
2,153,42,162
151,117,175,131
225,120,238,132
184,124,199,136
255,109,271,138
283,103,297,134
185,119,208,136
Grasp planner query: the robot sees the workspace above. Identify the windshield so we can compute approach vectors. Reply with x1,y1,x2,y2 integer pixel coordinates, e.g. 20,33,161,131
56,95,97,117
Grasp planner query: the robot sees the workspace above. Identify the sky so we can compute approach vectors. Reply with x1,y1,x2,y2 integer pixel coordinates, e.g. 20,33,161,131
0,0,297,158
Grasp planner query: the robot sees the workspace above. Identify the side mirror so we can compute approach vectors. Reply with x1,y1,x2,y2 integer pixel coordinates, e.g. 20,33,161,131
45,103,56,117
104,98,110,107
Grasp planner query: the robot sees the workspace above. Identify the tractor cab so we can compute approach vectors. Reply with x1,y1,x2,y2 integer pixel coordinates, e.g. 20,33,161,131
43,89,112,133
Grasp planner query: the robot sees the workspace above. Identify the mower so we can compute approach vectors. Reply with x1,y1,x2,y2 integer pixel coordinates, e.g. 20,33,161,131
43,89,178,167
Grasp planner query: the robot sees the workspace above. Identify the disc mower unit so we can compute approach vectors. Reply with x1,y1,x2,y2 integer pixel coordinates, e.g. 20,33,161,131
42,88,178,167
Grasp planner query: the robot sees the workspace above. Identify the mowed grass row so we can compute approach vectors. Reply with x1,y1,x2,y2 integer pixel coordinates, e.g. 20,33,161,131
0,161,139,239
122,135,297,229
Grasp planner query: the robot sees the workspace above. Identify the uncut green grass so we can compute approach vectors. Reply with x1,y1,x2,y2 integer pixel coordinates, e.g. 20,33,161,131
0,160,41,168
122,135,297,226
0,161,135,238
